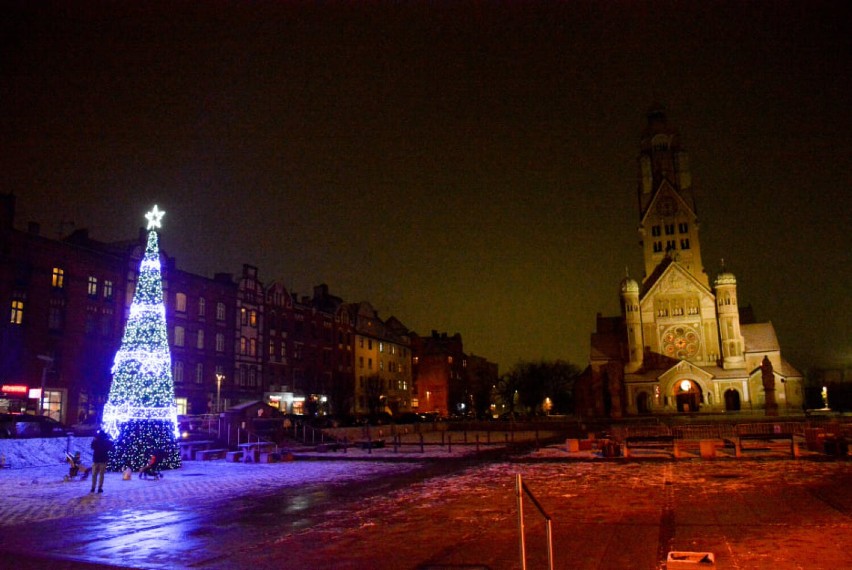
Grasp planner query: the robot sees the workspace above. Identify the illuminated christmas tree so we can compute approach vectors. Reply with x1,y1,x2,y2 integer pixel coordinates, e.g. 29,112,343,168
103,205,181,471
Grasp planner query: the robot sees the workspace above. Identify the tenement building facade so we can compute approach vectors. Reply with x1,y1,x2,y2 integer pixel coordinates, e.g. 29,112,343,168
576,109,803,417
2,193,495,423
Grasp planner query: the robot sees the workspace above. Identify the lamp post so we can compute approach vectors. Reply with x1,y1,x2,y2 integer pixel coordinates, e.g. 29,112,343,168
36,355,54,416
215,373,224,413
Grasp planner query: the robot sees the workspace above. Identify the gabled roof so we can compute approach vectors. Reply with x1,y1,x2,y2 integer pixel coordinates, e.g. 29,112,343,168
640,257,713,301
658,360,715,383
639,179,697,227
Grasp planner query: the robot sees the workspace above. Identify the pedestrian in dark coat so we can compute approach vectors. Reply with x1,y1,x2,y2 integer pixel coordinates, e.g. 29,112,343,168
90,430,113,493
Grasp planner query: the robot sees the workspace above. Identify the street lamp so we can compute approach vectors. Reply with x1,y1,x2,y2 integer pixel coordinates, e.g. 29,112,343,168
36,355,54,416
215,373,224,413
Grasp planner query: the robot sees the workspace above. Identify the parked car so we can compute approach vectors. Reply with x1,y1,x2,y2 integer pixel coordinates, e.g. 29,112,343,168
0,413,69,438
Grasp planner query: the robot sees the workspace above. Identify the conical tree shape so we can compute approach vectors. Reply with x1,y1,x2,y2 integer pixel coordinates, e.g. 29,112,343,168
103,206,181,471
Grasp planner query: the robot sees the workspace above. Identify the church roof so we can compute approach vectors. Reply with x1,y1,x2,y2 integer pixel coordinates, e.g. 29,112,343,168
590,317,623,360
741,323,779,352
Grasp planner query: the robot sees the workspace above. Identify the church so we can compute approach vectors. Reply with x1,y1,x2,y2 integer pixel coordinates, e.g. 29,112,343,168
577,109,803,417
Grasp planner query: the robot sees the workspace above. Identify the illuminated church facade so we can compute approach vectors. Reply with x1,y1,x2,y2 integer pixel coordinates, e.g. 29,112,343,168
578,109,803,417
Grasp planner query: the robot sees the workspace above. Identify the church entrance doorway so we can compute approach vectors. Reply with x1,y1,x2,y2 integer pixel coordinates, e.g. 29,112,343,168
724,389,741,411
636,392,651,414
675,380,702,413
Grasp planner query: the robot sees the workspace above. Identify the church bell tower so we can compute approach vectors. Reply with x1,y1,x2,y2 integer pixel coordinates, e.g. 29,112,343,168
636,107,708,288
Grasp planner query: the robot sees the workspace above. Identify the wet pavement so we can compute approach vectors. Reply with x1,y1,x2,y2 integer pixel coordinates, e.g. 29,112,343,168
0,451,850,569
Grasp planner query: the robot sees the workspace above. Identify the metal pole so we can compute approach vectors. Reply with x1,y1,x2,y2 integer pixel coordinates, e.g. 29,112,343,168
36,355,53,416
516,474,527,570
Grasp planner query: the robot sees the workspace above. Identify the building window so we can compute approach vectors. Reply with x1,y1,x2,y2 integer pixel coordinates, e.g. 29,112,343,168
174,361,184,383
100,308,113,337
175,326,185,347
195,363,204,384
48,299,65,331
87,276,98,298
665,224,675,235
198,297,206,317
51,267,65,289
653,241,663,253
240,337,247,355
678,222,689,233
10,298,24,325
248,367,257,387
680,238,691,250
249,310,258,327
216,333,225,353
103,280,113,300
216,302,226,321
249,338,257,357
651,225,662,237
368,358,373,370
666,240,676,251
379,342,384,353
175,292,187,313
196,329,205,350
359,356,364,368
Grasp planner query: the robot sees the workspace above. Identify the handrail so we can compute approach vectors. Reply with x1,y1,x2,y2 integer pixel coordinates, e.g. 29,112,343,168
515,474,554,570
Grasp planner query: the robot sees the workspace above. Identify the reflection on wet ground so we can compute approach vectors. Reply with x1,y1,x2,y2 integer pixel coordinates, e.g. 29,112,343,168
2,457,850,569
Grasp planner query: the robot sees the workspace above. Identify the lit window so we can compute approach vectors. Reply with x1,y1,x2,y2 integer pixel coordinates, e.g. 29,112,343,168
241,307,248,325
174,326,185,346
10,299,24,325
87,276,98,297
379,342,384,353
52,267,65,288
216,302,226,321
240,337,247,355
250,310,257,327
175,292,187,313
250,338,257,356
103,280,113,300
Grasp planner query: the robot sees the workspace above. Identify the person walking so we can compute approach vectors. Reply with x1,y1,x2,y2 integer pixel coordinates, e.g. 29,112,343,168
90,430,113,493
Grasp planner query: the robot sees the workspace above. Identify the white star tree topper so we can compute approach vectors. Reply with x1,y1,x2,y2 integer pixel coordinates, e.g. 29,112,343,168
145,205,165,229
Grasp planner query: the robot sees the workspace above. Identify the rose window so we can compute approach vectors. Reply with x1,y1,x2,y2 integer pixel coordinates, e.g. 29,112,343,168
662,326,700,359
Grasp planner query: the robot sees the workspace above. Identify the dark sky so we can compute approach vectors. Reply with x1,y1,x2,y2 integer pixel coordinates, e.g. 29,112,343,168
3,1,850,372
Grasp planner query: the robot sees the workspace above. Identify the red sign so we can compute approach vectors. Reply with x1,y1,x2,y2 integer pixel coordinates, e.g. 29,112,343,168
1,384,29,395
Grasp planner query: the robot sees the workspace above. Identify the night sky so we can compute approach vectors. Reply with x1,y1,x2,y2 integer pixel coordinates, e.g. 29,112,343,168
3,2,850,372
